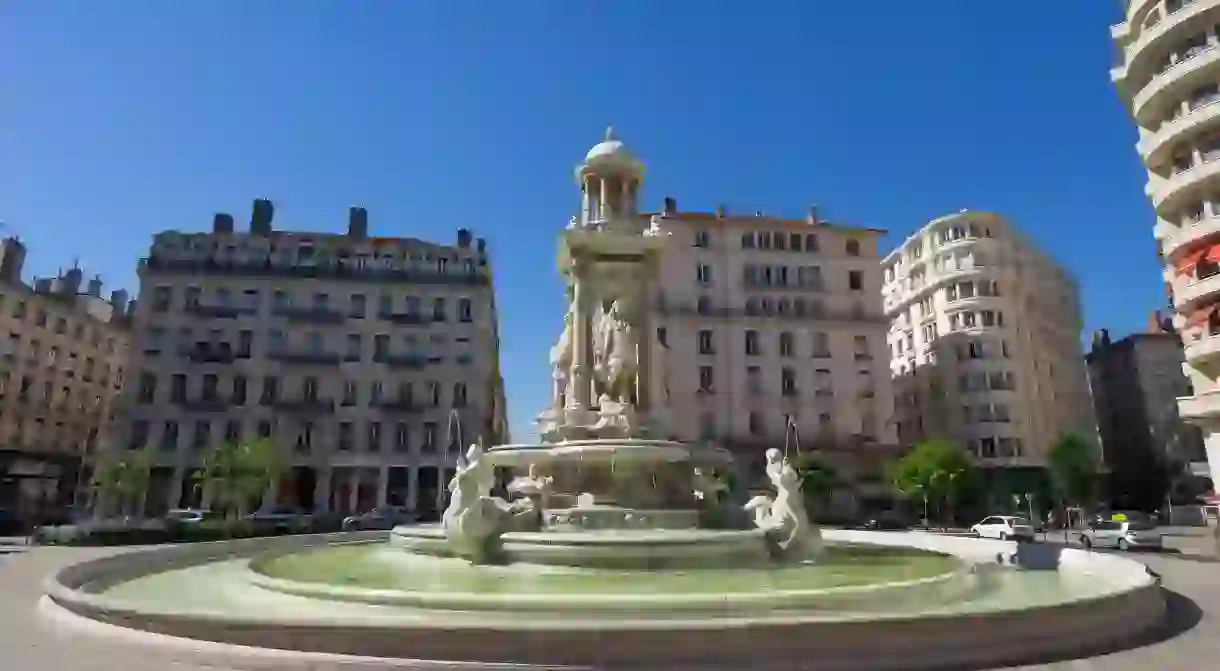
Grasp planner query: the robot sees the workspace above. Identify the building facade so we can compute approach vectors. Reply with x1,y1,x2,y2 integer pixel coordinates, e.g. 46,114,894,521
1111,0,1220,492
882,211,1095,469
0,237,132,515
557,133,899,500
122,201,507,518
1086,316,1206,508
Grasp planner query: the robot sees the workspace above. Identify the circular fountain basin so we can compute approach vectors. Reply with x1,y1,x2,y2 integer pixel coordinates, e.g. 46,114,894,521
40,530,1167,671
486,439,690,466
390,524,768,568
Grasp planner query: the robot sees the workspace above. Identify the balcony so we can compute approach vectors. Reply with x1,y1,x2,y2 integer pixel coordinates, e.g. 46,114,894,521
1133,43,1220,125
377,311,431,325
268,349,342,366
272,397,335,414
373,399,425,415
180,342,240,364
1165,215,1220,259
186,303,257,319
272,306,346,324
372,353,427,369
1114,0,1216,91
1185,331,1220,364
140,255,491,287
177,396,229,413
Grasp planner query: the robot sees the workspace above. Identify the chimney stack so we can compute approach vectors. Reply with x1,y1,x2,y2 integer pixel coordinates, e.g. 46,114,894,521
213,213,234,234
0,237,26,283
456,228,472,248
110,289,129,311
806,205,820,225
87,275,103,297
347,206,368,238
662,197,677,216
250,198,274,235
63,267,83,296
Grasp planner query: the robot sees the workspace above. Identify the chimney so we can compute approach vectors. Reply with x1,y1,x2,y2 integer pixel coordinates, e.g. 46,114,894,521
348,206,368,238
715,204,727,218
806,205,820,225
476,237,486,254
250,198,274,235
87,275,103,297
110,289,129,311
1101,328,1111,346
456,228,473,249
212,213,234,234
662,197,677,216
0,237,26,283
63,267,83,295
34,278,52,294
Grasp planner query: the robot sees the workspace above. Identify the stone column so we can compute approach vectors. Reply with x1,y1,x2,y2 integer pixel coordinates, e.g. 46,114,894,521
314,466,332,513
620,179,631,216
408,466,420,511
377,466,390,507
581,179,591,225
568,258,594,411
599,177,609,222
635,270,653,412
347,469,360,514
169,466,186,510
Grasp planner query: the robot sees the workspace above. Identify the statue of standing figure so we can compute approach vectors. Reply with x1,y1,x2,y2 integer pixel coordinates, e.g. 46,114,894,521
592,297,638,406
744,449,823,561
442,444,512,562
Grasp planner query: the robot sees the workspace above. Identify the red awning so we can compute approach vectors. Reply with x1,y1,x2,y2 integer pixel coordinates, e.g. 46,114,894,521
1177,246,1211,274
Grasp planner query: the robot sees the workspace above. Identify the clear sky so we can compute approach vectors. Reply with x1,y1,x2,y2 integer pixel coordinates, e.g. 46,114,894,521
2,1,1156,441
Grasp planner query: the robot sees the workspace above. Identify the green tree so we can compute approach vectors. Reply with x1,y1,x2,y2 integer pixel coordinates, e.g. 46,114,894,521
90,447,153,518
793,452,843,507
1047,431,1100,511
887,439,975,525
197,438,286,520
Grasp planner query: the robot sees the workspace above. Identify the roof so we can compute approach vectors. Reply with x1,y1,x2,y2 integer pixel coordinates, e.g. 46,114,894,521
651,210,887,234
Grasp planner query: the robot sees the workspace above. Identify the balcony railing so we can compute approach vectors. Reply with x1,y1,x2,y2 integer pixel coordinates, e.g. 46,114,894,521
373,398,425,414
186,303,258,319
181,342,240,363
654,301,883,324
177,397,229,412
141,255,491,287
272,397,335,414
268,349,342,365
377,311,431,325
372,352,428,369
272,306,346,324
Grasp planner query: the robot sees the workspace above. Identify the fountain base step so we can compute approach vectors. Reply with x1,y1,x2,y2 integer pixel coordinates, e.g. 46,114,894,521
390,525,771,569
545,505,698,530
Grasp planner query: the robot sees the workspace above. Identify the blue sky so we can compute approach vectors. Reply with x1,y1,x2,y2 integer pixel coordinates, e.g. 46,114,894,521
2,2,1155,441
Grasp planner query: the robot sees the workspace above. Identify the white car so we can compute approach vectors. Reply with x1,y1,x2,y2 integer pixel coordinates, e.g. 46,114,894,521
971,515,1036,541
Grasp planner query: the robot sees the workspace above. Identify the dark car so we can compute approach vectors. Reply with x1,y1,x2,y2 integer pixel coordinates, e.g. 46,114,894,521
342,506,417,531
863,511,910,531
246,505,311,533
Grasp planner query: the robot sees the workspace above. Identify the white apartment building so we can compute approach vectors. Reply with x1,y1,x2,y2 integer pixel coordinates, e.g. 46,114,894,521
881,211,1095,468
1111,0,1220,491
120,201,507,518
563,131,899,493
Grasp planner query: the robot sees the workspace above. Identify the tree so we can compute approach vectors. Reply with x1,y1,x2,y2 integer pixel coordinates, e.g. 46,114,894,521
793,452,843,507
1047,431,1100,512
197,438,286,520
887,439,976,525
90,447,153,518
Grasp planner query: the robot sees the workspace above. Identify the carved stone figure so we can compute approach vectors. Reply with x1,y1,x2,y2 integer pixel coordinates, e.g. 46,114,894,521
744,449,823,561
549,290,575,410
592,297,638,406
442,444,513,562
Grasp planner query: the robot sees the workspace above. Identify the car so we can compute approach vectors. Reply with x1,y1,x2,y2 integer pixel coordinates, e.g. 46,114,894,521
1080,520,1163,552
163,508,216,527
862,511,910,531
246,505,311,533
342,506,417,531
971,515,1036,541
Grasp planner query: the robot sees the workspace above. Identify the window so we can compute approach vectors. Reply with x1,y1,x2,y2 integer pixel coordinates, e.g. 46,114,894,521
339,422,354,451
458,298,473,323
853,336,871,360
696,295,712,315
395,422,409,452
374,334,389,359
371,381,383,404
453,382,468,408
130,421,150,450
698,366,714,393
848,270,864,291
232,376,247,405
367,422,381,452
192,421,210,450
696,263,712,284
302,376,319,401
694,230,710,248
845,239,860,257
258,420,273,438
312,293,329,310
811,332,830,358
745,330,760,356
781,367,797,396
224,421,241,442
238,330,253,357
152,287,172,312
342,380,357,406
185,286,202,309
243,289,260,311
432,298,447,322
296,422,314,453
349,294,366,318
423,422,438,451
698,330,715,355
272,290,289,310
202,374,219,401
779,332,794,357
260,376,279,404
747,366,762,394
789,232,802,251
378,294,393,316
137,372,156,404
748,412,764,436
657,327,668,348
160,422,178,451
346,334,362,360
741,232,756,249
170,374,187,403
429,381,441,406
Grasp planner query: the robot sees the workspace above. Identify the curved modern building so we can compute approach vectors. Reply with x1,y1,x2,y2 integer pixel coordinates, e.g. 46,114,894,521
1112,0,1220,488
882,211,1094,472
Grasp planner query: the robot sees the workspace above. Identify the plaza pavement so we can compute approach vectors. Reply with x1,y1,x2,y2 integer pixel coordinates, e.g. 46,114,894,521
0,531,1219,670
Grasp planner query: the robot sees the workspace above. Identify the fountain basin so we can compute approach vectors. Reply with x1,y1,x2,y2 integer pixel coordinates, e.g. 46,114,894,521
390,524,770,568
486,439,691,466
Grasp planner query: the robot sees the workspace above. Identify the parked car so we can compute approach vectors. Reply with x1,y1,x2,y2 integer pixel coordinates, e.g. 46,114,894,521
970,516,1036,541
246,505,311,533
862,511,910,531
163,508,216,528
1080,519,1163,551
342,506,417,531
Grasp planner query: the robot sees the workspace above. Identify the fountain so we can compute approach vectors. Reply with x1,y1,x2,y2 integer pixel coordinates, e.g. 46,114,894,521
37,132,1167,670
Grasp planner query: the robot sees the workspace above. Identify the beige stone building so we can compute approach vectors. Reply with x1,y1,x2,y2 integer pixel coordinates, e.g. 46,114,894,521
882,211,1095,468
0,237,133,515
558,133,900,499
121,201,507,517
1111,0,1220,492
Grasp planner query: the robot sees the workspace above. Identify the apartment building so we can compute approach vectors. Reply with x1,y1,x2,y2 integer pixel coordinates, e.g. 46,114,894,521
882,211,1095,472
1087,315,1206,508
1110,0,1220,492
122,200,507,518
0,237,132,515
